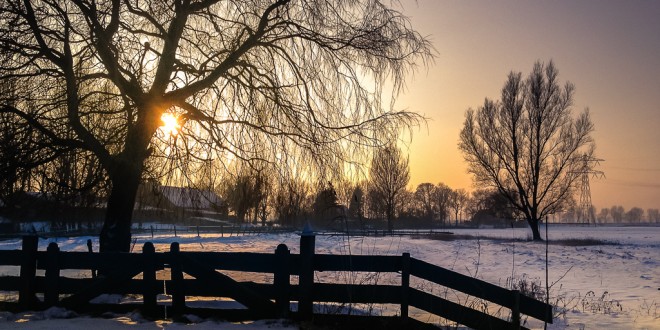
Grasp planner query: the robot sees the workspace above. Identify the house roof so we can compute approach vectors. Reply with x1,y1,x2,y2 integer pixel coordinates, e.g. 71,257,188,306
155,186,225,210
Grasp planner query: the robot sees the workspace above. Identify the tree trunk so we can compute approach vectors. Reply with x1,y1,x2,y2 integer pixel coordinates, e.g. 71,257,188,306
99,165,142,253
527,217,542,241
386,205,393,232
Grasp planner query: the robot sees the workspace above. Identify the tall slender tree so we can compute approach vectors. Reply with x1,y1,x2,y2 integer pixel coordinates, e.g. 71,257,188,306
434,183,452,225
369,145,409,231
449,188,468,226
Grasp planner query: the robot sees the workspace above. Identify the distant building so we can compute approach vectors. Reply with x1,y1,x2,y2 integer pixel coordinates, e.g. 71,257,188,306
135,182,228,223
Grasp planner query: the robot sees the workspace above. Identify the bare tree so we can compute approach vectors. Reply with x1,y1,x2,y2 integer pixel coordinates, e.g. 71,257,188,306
625,207,644,223
272,177,312,227
459,61,597,240
414,182,436,221
222,166,269,223
610,205,625,223
0,0,431,251
369,145,410,231
647,209,660,223
597,207,610,223
434,183,452,225
449,188,468,226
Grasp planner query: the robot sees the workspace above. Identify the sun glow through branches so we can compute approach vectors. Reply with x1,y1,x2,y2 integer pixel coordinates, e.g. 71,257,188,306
159,113,180,136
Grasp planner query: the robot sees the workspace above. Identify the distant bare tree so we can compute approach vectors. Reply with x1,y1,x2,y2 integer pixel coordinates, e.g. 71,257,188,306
610,205,625,223
0,0,431,251
625,207,644,223
369,145,410,231
398,188,416,220
597,207,610,223
222,165,270,223
459,61,597,240
449,188,468,226
647,209,660,223
272,178,312,227
434,183,452,225
414,183,436,221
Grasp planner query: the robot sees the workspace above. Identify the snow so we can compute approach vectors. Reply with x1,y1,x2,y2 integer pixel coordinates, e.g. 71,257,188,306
0,225,658,329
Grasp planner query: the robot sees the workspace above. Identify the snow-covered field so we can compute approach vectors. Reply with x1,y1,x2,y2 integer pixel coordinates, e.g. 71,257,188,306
0,225,658,329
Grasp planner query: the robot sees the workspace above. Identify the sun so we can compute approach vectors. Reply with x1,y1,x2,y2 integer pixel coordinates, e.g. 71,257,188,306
159,113,180,136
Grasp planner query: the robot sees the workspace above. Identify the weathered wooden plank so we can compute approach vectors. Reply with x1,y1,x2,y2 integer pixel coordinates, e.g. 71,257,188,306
0,250,23,266
38,251,145,271
313,255,401,272
179,255,276,315
0,276,21,291
312,283,400,304
519,293,553,323
35,277,153,295
410,258,552,323
59,266,144,306
174,252,277,273
409,288,528,330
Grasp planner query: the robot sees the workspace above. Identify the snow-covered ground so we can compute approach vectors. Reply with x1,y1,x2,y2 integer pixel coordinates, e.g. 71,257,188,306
0,225,658,329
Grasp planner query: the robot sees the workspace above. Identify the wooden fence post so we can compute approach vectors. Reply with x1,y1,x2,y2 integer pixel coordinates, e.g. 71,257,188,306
19,235,39,310
401,252,410,320
299,225,315,319
274,244,291,317
511,289,521,329
142,242,157,317
44,242,60,306
169,242,185,317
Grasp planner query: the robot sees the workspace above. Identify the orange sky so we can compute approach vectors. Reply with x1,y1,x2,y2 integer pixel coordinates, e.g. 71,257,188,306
395,1,660,211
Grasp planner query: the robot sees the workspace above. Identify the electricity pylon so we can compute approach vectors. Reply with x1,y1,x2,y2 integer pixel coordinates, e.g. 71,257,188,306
576,155,604,223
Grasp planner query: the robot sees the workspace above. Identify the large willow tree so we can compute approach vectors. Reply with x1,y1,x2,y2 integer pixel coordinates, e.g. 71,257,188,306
459,61,596,240
0,0,432,252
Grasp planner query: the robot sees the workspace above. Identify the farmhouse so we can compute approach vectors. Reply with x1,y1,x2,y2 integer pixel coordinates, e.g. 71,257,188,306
134,182,228,224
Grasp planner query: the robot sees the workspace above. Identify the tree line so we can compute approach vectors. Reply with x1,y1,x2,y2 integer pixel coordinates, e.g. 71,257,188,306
216,145,520,230
554,205,660,224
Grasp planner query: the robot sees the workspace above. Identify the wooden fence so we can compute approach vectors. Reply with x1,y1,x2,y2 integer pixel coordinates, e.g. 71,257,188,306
0,234,552,329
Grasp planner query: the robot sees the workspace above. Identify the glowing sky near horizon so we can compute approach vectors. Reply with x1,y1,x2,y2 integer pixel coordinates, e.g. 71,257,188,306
395,0,660,211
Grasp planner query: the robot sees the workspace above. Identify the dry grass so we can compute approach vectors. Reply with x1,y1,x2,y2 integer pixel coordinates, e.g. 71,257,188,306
414,233,618,246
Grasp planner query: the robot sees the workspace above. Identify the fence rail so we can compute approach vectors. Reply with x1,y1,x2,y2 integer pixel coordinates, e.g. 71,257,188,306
0,235,552,329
